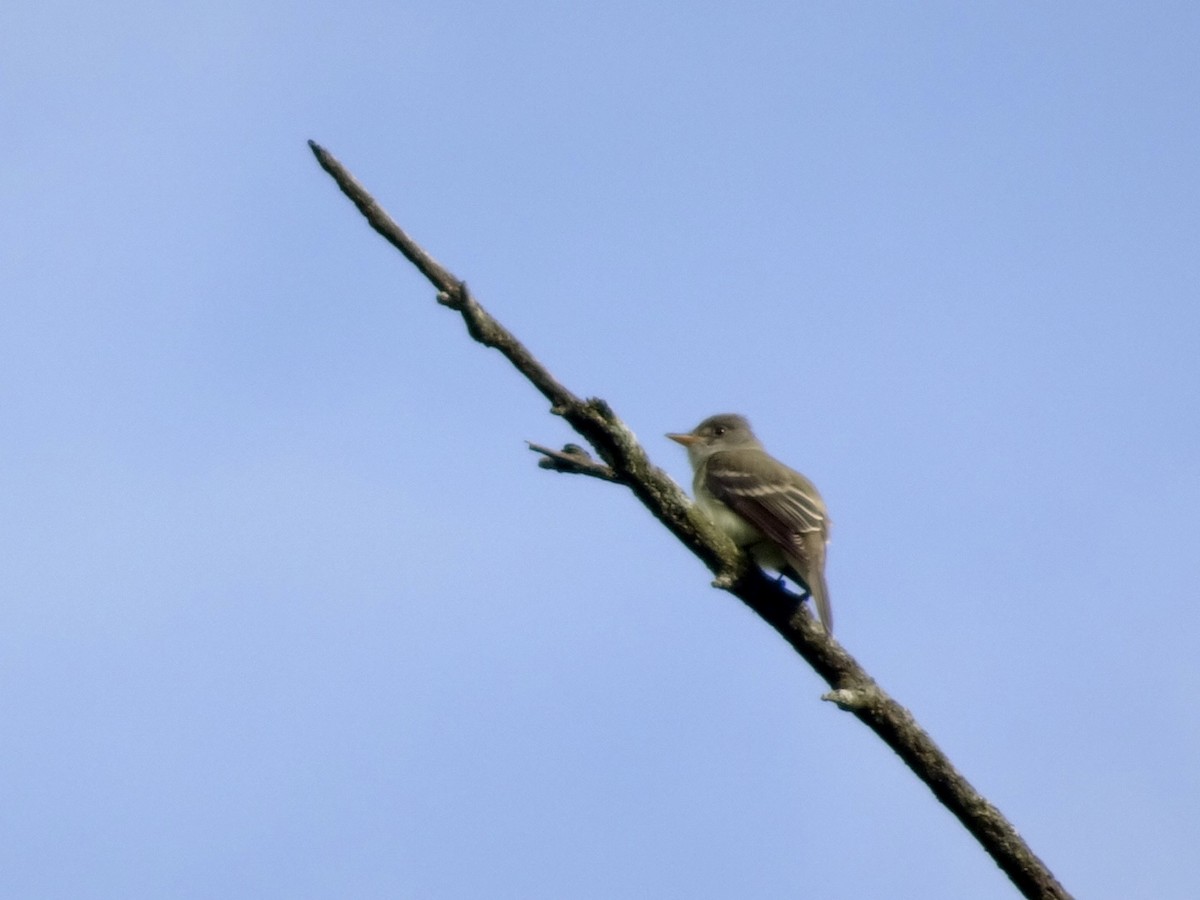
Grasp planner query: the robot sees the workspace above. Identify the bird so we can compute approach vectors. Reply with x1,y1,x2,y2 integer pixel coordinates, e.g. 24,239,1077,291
667,413,833,632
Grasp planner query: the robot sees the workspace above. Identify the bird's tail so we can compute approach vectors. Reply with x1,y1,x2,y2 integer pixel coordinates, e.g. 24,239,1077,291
785,535,832,633
808,568,833,634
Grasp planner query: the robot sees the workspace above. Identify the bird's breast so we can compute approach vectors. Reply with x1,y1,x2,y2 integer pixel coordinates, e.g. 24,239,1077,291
694,489,764,547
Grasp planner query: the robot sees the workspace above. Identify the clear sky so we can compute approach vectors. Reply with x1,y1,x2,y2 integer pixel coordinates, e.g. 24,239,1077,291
4,3,1199,898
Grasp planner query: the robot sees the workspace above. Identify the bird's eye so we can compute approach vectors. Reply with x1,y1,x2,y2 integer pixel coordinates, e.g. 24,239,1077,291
713,426,726,437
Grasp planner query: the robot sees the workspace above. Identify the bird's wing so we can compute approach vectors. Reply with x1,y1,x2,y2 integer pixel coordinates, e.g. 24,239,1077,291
703,448,828,543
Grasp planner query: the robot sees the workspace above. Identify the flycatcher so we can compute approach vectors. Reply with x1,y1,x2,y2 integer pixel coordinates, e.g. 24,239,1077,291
667,414,833,632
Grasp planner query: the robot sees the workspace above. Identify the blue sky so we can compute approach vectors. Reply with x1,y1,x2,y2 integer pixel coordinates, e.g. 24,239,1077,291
4,3,1199,897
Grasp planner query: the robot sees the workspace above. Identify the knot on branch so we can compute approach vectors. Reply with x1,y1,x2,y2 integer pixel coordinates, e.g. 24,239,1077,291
821,688,868,710
821,685,880,712
586,397,616,421
436,283,468,310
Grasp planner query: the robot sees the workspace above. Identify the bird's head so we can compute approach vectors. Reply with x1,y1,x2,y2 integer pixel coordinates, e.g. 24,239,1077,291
667,413,761,464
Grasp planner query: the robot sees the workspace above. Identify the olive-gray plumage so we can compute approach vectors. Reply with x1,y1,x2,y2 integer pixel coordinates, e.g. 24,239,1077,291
667,414,833,632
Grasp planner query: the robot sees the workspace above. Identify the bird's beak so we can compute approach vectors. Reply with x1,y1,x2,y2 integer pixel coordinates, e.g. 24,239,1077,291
666,432,699,446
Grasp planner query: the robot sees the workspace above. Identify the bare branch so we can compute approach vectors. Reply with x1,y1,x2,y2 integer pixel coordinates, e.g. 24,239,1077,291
528,442,623,483
308,140,1072,900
